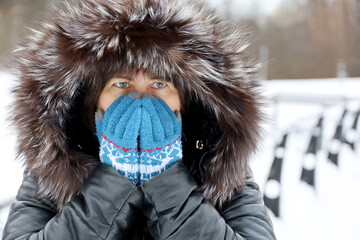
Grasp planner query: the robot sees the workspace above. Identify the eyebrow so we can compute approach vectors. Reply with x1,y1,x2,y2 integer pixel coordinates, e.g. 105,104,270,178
112,72,134,80
112,71,172,82
145,71,174,82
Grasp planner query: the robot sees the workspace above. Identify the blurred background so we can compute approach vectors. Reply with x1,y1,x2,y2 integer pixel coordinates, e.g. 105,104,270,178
1,0,359,239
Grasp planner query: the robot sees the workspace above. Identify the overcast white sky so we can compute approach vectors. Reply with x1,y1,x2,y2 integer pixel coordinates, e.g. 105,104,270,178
207,0,310,18
208,0,282,17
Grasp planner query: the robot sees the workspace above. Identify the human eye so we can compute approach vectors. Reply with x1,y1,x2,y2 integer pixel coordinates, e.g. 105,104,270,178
152,81,167,89
114,81,130,88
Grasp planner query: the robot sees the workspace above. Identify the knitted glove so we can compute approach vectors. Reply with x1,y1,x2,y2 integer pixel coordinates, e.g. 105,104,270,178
95,92,142,185
139,94,182,183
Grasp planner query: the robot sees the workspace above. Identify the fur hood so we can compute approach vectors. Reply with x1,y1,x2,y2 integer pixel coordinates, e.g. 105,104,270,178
8,0,262,210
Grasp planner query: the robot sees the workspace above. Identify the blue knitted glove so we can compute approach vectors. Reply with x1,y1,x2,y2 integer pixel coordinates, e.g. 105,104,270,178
95,92,142,185
139,95,182,183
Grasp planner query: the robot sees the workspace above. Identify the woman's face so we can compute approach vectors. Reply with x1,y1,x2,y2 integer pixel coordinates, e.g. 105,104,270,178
97,71,181,113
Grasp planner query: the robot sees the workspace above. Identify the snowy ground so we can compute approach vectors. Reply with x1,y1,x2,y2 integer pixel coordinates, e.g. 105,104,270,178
1,71,359,239
253,78,360,240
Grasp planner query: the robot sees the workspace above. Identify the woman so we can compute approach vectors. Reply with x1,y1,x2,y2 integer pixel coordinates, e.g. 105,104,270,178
3,0,276,239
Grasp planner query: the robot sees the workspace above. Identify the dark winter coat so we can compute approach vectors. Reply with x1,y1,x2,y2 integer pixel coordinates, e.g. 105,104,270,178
2,0,276,239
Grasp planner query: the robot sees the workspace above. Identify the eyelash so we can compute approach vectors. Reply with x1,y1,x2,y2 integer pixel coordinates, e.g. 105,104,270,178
114,82,130,88
152,82,167,89
113,81,167,89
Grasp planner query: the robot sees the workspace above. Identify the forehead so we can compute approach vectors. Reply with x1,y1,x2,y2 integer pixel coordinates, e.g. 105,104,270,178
112,69,171,81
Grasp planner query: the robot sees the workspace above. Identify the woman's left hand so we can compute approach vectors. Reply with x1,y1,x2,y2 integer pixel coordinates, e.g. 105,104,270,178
138,95,182,184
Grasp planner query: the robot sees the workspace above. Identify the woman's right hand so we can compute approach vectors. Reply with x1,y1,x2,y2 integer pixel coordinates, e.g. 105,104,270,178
95,92,142,185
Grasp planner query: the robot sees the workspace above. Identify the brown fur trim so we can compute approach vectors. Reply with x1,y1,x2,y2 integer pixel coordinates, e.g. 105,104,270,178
8,0,262,210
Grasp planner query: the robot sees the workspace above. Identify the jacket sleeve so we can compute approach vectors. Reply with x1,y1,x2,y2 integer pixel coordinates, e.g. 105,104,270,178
140,160,276,240
2,163,143,240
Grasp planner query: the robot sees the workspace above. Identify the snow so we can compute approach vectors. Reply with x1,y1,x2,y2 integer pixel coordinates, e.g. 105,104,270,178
0,71,23,235
1,71,360,239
